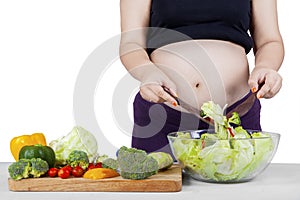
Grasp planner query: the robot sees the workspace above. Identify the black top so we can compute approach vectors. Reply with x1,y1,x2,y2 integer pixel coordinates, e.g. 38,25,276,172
147,0,253,55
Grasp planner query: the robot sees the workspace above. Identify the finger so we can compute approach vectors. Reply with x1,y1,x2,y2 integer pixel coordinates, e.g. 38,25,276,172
257,72,281,98
256,82,272,98
248,71,266,93
248,78,259,93
162,83,178,98
270,77,282,95
264,78,282,98
151,86,178,106
140,86,159,103
256,75,275,98
140,84,172,103
248,73,262,93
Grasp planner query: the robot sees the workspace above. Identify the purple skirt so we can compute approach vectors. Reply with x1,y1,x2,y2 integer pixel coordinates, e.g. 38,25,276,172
131,91,261,156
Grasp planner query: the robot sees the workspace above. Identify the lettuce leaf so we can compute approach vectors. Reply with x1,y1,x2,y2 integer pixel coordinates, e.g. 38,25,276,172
171,101,274,182
49,126,98,165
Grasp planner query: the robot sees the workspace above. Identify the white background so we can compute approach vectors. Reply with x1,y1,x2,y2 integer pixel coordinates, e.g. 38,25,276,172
0,0,299,163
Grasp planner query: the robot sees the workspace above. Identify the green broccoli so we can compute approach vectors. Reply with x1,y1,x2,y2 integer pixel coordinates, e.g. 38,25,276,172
102,158,119,170
8,158,49,180
30,158,49,178
66,150,89,170
117,146,159,180
8,159,31,180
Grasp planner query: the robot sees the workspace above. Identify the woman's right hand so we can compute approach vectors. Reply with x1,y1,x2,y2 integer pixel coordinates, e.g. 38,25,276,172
140,83,178,106
139,68,178,106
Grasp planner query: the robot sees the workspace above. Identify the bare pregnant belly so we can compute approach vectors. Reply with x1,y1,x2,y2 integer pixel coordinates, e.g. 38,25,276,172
150,40,250,111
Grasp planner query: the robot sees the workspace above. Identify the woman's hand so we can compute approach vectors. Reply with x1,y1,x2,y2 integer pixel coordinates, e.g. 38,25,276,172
248,67,282,99
140,83,178,106
139,68,178,106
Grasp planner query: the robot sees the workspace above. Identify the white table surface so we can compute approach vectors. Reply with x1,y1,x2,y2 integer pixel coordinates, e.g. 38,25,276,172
1,162,299,200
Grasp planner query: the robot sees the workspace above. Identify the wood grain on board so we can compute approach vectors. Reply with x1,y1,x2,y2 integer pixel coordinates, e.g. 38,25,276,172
8,165,182,192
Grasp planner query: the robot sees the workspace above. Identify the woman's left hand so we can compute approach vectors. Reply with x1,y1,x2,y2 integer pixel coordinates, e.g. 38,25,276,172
248,67,282,99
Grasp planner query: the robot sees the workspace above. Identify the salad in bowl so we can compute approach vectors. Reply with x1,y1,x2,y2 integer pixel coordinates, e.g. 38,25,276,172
167,101,280,183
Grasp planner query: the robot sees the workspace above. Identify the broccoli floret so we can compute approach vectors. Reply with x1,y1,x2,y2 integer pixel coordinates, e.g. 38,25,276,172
117,146,159,180
8,158,49,180
66,150,89,170
8,159,31,180
30,158,49,178
102,158,119,170
120,171,157,180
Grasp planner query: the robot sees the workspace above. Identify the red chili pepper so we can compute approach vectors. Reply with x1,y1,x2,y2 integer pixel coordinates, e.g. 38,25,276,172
202,140,205,149
227,127,235,137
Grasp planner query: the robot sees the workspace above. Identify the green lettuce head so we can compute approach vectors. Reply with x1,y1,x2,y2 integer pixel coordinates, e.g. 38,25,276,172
49,126,98,165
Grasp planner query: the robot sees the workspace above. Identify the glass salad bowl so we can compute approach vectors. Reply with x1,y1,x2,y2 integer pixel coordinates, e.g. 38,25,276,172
167,129,280,183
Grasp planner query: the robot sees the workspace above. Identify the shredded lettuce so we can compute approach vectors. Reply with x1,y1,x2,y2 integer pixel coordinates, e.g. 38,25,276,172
171,101,275,182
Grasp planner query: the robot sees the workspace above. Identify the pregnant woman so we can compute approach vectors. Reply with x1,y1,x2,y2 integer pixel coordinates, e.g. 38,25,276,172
119,0,284,155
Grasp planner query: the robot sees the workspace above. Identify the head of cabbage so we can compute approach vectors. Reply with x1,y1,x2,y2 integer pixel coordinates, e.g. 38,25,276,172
49,126,98,165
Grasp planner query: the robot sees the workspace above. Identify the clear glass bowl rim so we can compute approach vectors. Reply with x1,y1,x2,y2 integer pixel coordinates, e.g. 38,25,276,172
167,129,281,141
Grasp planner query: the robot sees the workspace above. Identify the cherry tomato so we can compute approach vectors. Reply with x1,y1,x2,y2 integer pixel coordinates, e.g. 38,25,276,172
94,162,102,168
48,167,58,177
62,165,73,172
87,163,95,170
87,162,102,171
72,166,85,177
58,168,71,179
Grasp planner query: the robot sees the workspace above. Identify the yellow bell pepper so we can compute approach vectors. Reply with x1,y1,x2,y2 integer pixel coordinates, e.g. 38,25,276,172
83,168,119,180
10,133,47,161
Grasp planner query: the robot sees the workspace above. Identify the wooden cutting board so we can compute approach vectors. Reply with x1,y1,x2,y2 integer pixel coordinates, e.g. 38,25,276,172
8,165,182,192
